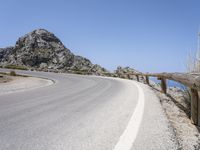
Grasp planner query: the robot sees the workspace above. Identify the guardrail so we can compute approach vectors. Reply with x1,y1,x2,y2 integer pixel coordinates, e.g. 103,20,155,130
124,72,200,127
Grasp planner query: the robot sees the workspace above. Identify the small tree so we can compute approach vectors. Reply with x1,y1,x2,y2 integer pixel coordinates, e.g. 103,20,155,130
186,49,200,73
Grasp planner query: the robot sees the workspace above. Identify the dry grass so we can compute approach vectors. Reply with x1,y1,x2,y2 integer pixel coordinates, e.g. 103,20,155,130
4,64,28,70
187,50,200,73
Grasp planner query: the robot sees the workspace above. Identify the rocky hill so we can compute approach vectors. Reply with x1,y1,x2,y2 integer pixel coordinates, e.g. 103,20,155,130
114,66,145,81
0,29,108,75
114,66,140,75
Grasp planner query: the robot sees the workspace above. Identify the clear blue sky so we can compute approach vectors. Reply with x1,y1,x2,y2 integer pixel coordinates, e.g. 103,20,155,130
0,0,199,72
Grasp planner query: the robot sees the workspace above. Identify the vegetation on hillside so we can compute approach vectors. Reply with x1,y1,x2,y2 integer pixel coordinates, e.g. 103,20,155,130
4,65,28,70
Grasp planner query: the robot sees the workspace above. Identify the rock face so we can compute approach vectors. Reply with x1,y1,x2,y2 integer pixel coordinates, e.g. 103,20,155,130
114,66,140,75
0,29,108,75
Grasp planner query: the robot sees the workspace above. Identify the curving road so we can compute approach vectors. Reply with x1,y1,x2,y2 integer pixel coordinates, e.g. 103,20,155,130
0,69,179,150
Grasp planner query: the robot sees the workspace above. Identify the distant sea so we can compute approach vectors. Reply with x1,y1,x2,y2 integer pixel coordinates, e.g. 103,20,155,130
150,77,186,89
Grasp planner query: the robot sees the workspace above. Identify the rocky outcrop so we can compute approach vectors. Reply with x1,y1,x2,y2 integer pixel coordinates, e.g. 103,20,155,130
114,66,145,81
114,66,140,75
0,47,14,61
0,29,108,75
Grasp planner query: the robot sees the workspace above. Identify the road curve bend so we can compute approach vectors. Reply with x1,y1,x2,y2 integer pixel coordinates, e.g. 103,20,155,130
0,69,179,150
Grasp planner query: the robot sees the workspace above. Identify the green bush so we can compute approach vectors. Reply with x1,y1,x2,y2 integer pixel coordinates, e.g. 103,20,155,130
10,71,16,76
4,65,28,70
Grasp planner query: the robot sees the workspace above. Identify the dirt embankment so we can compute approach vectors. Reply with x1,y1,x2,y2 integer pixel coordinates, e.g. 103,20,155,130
150,82,200,150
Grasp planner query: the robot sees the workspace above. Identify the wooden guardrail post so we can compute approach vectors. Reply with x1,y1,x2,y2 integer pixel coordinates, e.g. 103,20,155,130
145,75,150,85
158,77,167,94
161,78,167,94
190,89,200,126
136,75,139,82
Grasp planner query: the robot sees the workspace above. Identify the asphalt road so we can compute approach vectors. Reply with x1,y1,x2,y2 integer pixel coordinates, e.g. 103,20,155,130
0,69,179,150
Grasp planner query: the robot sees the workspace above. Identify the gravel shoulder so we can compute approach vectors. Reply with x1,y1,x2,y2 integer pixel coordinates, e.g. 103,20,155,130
0,76,53,95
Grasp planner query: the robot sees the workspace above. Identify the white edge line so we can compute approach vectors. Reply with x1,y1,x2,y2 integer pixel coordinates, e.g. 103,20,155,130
113,81,145,150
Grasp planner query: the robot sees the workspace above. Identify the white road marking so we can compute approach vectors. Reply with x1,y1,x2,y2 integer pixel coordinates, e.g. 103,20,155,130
113,81,145,150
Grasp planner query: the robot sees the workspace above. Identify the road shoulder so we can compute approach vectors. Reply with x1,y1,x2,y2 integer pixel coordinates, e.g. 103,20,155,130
0,76,53,95
130,82,180,150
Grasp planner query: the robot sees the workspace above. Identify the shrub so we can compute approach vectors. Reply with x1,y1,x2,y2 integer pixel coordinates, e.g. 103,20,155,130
10,71,16,76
